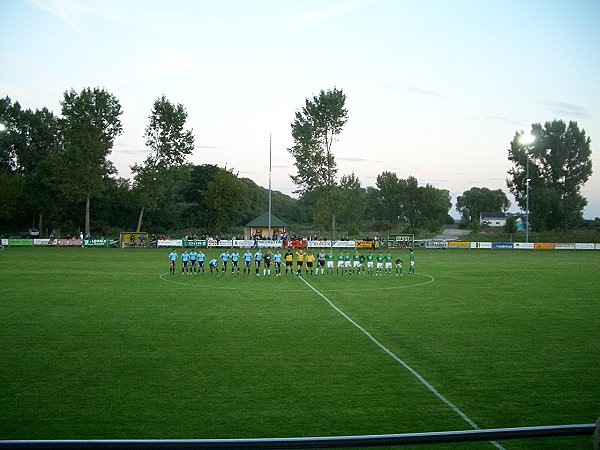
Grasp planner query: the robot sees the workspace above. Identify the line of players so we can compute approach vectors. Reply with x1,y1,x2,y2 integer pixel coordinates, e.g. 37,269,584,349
168,248,415,277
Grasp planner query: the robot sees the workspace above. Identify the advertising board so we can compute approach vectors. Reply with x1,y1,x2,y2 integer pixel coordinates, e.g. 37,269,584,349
157,239,183,247
183,240,208,248
307,240,332,248
331,240,356,248
33,239,57,246
575,243,595,250
387,234,414,249
8,239,33,247
355,240,379,249
257,240,281,248
283,240,307,249
513,242,534,250
120,232,148,248
233,240,255,248
448,241,470,248
84,239,109,247
58,238,82,247
555,243,575,250
492,242,513,249
470,242,492,249
534,243,555,250
426,241,449,249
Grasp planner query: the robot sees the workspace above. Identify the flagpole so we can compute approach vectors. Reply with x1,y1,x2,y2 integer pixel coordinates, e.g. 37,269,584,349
268,132,272,239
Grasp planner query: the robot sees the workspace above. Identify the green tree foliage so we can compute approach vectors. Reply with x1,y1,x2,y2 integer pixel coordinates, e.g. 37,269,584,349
60,87,123,236
202,169,244,233
131,95,195,231
367,173,451,232
456,187,510,225
507,120,592,231
288,87,348,238
337,173,366,231
0,96,22,172
0,96,63,232
375,171,405,225
504,216,517,234
418,183,452,231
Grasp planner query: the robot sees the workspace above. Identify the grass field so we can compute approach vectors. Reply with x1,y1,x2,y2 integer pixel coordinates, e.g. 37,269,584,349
0,247,598,449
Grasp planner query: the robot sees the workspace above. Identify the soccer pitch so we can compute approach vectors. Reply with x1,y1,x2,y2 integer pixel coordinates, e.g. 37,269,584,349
0,247,598,448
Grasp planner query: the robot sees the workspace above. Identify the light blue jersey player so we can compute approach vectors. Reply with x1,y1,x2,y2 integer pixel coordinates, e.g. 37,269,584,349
168,249,178,274
189,249,198,273
254,250,263,276
181,250,190,274
273,250,282,276
208,258,219,274
231,250,240,274
197,250,206,274
220,250,230,274
243,249,253,275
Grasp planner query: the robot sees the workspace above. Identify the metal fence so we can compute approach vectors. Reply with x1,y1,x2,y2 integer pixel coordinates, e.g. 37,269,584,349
1,423,596,449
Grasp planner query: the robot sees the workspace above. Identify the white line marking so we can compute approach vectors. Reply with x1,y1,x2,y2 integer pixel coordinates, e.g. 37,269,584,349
158,272,435,292
298,275,505,450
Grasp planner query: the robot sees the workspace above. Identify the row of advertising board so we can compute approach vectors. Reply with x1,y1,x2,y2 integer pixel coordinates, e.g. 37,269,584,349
156,239,377,249
3,238,598,250
425,241,600,250
0,238,112,247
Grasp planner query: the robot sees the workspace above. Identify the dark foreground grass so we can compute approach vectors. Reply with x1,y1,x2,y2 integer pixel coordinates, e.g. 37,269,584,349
0,247,598,449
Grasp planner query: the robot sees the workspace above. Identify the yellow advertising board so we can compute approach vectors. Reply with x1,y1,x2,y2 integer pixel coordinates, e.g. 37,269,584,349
534,242,555,250
356,240,379,249
448,241,470,248
120,232,149,248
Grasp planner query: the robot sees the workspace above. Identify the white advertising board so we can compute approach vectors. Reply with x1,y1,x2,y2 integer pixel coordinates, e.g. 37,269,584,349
234,240,255,248
555,243,575,250
470,242,493,249
307,240,332,248
513,242,535,250
157,239,183,247
331,240,356,248
257,240,282,248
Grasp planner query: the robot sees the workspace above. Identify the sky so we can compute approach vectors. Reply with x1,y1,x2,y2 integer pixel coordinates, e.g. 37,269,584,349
1,0,599,219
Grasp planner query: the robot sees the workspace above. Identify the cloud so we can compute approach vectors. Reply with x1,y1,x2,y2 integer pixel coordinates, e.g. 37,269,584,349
114,148,148,156
29,0,87,31
404,86,447,99
543,101,591,119
484,115,524,126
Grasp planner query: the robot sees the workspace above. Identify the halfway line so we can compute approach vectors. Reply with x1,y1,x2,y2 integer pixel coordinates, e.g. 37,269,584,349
297,276,505,450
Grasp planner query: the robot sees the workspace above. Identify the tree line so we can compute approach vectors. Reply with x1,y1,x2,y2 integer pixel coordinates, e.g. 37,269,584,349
0,87,593,238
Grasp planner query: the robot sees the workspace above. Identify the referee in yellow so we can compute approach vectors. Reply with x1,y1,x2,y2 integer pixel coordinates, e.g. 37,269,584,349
305,251,316,275
295,249,305,276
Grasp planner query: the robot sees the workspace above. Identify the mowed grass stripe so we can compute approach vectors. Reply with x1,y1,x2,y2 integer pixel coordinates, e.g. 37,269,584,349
1,248,469,440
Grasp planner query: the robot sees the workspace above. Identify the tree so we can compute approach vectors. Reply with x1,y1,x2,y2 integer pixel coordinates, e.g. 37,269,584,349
456,187,510,225
131,95,195,231
507,120,592,230
418,183,452,231
60,87,123,236
0,96,22,172
337,172,366,231
201,167,244,233
400,176,421,229
375,171,405,226
288,87,348,239
0,96,63,232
